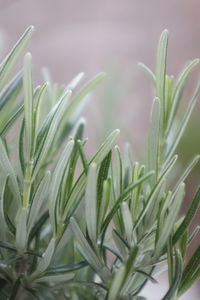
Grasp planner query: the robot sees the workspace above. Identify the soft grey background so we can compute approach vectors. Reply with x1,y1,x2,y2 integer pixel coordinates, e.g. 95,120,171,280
0,1,199,298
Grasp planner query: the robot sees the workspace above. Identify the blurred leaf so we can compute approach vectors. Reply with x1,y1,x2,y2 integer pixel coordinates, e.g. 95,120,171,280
0,241,16,252
85,163,97,244
46,261,88,274
0,72,22,134
102,171,154,235
63,129,120,222
173,155,200,194
70,217,111,282
33,89,72,177
97,150,112,212
0,105,23,137
121,201,133,246
28,171,51,234
167,58,200,133
166,81,200,161
162,250,182,300
23,52,34,160
49,140,74,236
35,238,56,274
107,246,138,299
155,183,185,257
173,186,200,244
148,97,161,178
0,139,21,202
138,62,155,82
0,25,34,91
35,272,74,283
155,29,168,126
178,244,200,296
16,208,28,252
135,155,177,231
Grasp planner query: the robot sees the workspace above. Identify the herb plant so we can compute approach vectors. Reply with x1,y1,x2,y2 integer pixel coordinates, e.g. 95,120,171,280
0,26,200,300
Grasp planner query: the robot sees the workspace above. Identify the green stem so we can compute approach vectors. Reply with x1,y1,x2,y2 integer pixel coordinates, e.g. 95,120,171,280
23,160,33,208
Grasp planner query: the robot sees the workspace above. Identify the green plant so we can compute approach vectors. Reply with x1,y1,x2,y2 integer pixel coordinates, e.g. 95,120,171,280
0,26,200,300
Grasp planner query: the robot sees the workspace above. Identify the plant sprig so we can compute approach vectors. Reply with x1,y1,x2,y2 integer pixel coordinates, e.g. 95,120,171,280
0,27,199,299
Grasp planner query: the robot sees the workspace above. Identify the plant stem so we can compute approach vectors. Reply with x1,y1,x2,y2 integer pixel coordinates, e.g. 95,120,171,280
23,160,33,208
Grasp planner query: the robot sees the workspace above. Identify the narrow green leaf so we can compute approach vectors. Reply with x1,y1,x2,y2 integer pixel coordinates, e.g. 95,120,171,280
35,238,56,274
16,208,28,252
46,261,88,274
112,229,127,258
62,119,85,199
92,129,120,165
155,183,185,257
166,81,200,160
19,119,25,175
33,90,72,177
121,201,133,246
165,75,174,122
135,155,177,231
0,138,21,202
35,86,67,148
178,265,200,296
34,273,74,283
77,140,89,174
148,97,161,178
0,25,34,91
28,171,51,234
125,245,139,275
167,59,200,133
28,211,49,243
49,140,74,236
102,171,154,234
173,155,200,194
156,191,172,243
162,250,182,300
112,228,130,250
9,276,22,300
178,244,200,295
98,178,111,233
97,150,112,211
23,52,34,160
167,236,173,285
103,243,123,262
0,241,16,252
135,270,157,284
173,186,200,244
138,62,155,82
0,104,23,136
85,163,97,244
67,72,85,90
0,176,10,238
155,29,168,125
0,71,22,110
1,179,16,237
108,246,138,299
130,162,140,220
34,83,48,136
70,217,111,281
107,265,126,300
187,225,200,245
114,145,123,198
179,229,188,258
64,72,107,121
63,129,120,222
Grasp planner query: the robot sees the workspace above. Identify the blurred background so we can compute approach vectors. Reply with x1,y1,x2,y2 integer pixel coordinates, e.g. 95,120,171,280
0,0,199,298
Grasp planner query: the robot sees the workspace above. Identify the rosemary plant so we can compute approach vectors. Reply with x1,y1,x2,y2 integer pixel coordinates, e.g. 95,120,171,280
0,26,200,300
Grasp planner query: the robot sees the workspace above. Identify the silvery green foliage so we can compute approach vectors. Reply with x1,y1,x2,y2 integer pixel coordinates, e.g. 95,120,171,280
0,27,199,300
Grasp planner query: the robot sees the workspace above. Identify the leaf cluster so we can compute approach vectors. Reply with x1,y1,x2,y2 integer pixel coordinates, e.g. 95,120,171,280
0,27,199,300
